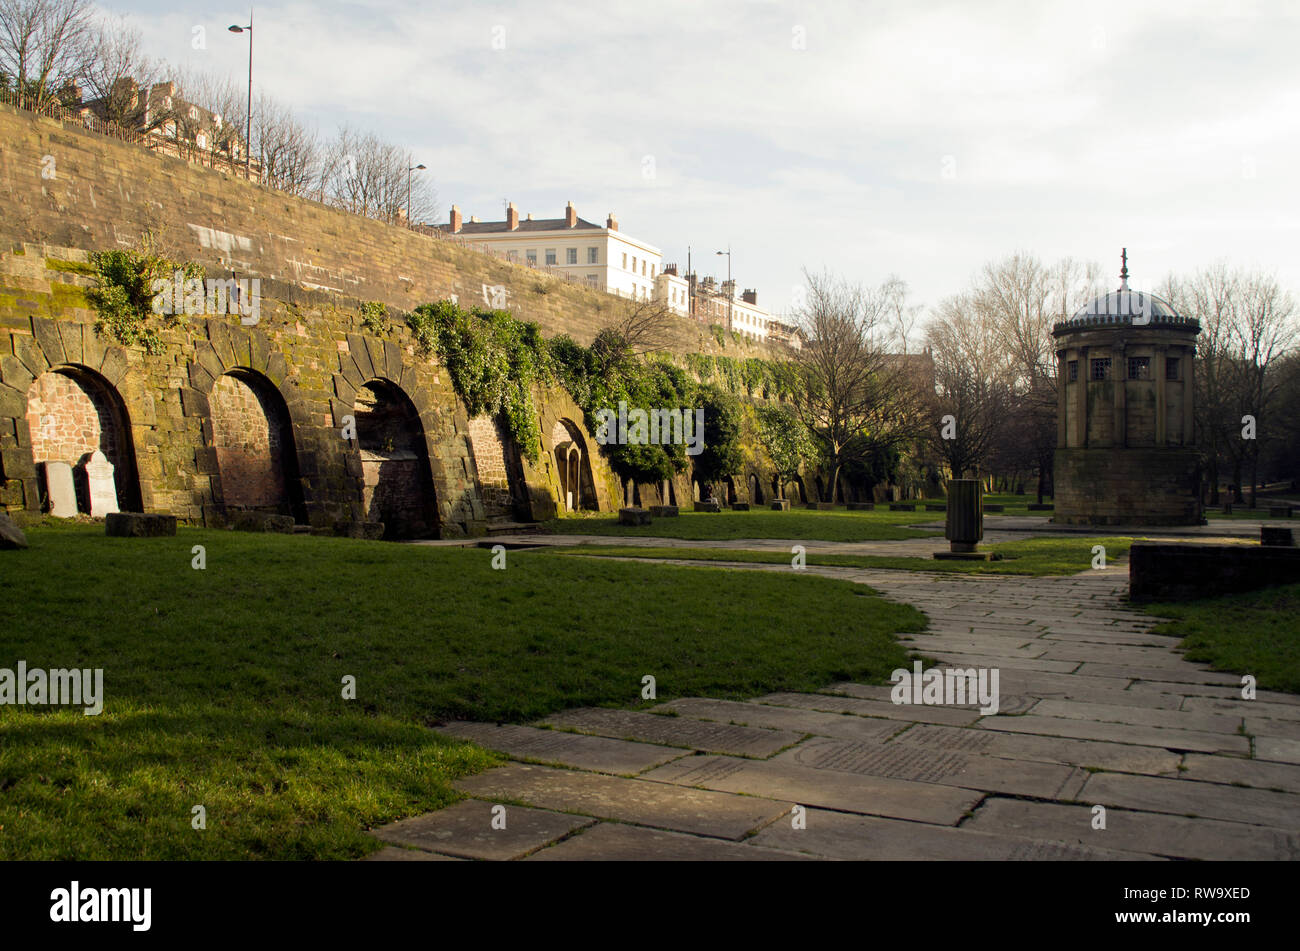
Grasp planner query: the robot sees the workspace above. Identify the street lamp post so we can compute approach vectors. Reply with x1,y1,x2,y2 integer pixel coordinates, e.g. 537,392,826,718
407,163,426,228
716,246,732,331
228,12,253,180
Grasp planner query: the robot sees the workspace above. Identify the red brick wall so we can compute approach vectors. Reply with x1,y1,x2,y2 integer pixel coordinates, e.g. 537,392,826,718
210,373,288,508
25,370,118,467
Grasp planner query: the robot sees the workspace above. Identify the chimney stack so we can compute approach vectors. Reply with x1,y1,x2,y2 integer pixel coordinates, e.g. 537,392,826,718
565,201,577,228
606,212,619,232
506,202,519,231
449,205,463,234
742,289,757,305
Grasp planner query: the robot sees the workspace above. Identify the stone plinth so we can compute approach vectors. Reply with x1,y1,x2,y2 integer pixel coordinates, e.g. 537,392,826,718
106,512,177,537
846,502,874,511
1129,541,1300,601
770,499,790,511
1054,448,1203,526
888,503,915,512
694,501,721,513
730,502,750,511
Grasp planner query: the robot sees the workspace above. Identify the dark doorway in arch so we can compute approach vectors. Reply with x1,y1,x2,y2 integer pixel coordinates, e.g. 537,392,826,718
353,380,438,539
25,365,142,513
814,475,826,502
771,475,781,499
748,473,763,504
210,369,306,523
723,476,738,505
789,476,808,503
551,418,598,513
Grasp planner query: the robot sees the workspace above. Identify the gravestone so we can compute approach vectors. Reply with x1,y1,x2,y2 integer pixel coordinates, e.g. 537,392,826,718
694,500,721,513
648,505,678,518
888,503,915,511
935,478,994,561
846,502,874,511
106,512,176,537
42,461,77,518
82,451,119,516
770,499,790,511
730,502,750,511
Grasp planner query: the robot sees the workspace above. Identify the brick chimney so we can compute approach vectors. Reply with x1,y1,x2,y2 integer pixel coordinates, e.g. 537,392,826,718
449,205,463,233
606,212,619,232
506,202,519,231
565,201,577,228
742,289,758,305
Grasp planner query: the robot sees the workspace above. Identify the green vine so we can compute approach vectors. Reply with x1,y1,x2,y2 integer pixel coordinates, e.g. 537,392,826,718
360,300,390,336
407,300,550,462
87,248,203,355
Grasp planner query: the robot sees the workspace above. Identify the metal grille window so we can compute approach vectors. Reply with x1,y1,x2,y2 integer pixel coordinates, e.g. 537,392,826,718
1091,358,1111,381
1166,357,1180,380
1127,356,1151,379
1068,360,1079,382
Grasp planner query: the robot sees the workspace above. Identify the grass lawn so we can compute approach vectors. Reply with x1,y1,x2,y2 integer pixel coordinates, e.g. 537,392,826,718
541,508,941,542
540,536,1139,576
0,524,923,860
1143,584,1300,694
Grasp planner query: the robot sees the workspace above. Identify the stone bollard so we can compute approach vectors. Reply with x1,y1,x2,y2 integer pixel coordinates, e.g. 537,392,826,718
945,480,983,554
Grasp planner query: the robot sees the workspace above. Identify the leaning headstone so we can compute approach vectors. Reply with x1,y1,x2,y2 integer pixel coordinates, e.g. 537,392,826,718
42,461,77,518
82,451,119,516
648,505,678,518
618,507,651,526
0,510,28,549
106,512,177,537
1262,526,1295,547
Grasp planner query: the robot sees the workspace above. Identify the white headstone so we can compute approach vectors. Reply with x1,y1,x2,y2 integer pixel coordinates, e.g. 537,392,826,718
83,450,120,516
43,461,77,517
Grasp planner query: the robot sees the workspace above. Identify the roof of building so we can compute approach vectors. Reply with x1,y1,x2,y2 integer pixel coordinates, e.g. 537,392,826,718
439,217,604,235
1057,289,1197,333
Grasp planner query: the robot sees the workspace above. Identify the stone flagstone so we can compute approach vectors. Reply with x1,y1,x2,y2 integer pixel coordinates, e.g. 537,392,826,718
978,714,1252,755
371,799,595,860
965,798,1300,861
639,753,981,825
1079,771,1300,829
363,846,465,861
525,822,814,861
1180,753,1300,795
753,691,982,726
1029,699,1243,734
891,723,1182,775
654,697,907,742
537,707,802,758
750,807,1162,861
436,721,688,775
455,762,793,840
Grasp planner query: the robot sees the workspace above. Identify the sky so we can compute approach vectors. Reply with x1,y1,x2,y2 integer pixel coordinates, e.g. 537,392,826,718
106,0,1300,317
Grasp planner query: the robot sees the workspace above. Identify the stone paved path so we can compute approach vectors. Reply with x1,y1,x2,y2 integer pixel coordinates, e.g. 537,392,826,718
368,556,1300,861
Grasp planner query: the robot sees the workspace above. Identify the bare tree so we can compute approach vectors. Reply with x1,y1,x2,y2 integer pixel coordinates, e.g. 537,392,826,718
0,0,95,110
606,296,677,356
319,125,436,223
252,90,319,195
81,11,157,124
791,268,923,502
924,294,1014,479
883,274,923,354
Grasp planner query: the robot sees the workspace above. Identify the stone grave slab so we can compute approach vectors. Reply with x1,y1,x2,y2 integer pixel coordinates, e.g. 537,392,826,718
454,762,792,840
1079,771,1300,829
892,724,1182,775
750,807,1160,861
618,507,650,526
371,798,594,860
105,512,177,537
537,707,802,758
525,822,813,861
654,698,906,742
978,714,1251,755
42,461,77,517
0,511,28,549
435,721,688,775
775,736,1079,799
639,753,981,825
965,798,1297,861
81,450,119,516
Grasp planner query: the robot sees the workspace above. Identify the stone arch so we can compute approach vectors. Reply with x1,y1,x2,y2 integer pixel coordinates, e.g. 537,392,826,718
550,417,597,513
723,476,738,505
352,379,439,539
468,414,530,521
24,364,141,513
748,472,764,505
209,368,306,522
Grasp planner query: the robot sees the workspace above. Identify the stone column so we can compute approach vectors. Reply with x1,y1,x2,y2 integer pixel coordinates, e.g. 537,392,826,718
1077,345,1089,447
1183,346,1195,447
1056,350,1068,446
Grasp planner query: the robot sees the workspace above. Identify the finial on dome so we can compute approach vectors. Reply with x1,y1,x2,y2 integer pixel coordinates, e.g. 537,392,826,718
1119,247,1129,291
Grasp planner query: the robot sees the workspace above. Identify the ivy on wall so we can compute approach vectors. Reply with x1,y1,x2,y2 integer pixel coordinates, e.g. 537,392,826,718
87,248,203,355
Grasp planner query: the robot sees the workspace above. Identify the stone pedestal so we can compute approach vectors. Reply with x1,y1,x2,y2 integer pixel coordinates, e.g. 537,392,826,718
770,499,790,511
945,479,983,554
